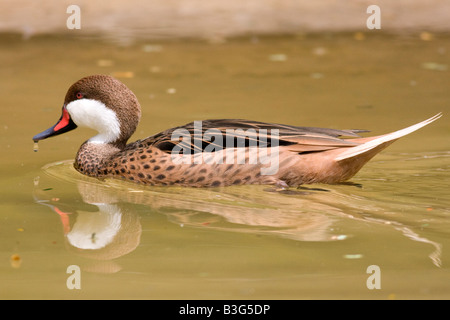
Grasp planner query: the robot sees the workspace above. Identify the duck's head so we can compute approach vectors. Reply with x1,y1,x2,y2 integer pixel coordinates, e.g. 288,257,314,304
33,75,141,148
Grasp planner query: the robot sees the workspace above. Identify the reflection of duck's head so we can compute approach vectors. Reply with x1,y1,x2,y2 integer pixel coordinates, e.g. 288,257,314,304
66,204,123,251
55,179,142,261
32,172,143,272
62,205,142,261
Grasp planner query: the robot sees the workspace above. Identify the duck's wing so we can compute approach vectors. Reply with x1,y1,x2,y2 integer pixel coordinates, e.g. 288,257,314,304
131,119,366,154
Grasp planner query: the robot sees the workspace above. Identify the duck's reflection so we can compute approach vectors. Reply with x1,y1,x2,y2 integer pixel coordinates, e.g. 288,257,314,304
67,204,122,250
33,161,442,270
33,174,142,272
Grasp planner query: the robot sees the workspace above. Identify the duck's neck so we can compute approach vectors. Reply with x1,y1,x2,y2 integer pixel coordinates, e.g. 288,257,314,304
74,141,122,177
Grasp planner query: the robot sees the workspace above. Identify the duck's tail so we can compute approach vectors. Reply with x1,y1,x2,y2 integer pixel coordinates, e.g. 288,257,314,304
335,113,442,162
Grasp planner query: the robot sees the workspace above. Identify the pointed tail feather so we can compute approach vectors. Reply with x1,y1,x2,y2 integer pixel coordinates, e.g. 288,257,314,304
335,113,442,161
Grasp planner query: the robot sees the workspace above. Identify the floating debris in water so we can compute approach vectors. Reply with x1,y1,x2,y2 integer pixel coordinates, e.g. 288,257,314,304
10,254,22,268
419,31,434,41
149,66,161,73
142,44,163,52
97,59,114,67
312,47,328,56
422,62,447,71
33,141,39,152
331,235,348,241
353,32,365,41
91,232,97,244
167,88,177,94
111,71,134,78
269,54,287,62
310,73,324,79
343,254,363,259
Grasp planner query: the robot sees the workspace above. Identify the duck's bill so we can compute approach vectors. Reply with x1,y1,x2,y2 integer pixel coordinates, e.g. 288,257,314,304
33,106,77,142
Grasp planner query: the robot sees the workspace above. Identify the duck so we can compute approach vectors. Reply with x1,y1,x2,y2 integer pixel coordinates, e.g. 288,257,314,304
33,75,442,188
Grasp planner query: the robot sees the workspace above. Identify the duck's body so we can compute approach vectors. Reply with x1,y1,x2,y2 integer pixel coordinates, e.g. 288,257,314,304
73,120,363,187
33,75,441,188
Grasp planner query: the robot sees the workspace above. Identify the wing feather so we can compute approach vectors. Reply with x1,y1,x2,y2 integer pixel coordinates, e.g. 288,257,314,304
130,119,365,154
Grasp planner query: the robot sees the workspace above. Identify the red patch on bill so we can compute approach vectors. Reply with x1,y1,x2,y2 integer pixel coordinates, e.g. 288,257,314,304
54,108,71,131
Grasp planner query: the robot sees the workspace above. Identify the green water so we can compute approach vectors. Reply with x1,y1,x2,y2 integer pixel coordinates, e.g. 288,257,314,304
0,33,449,299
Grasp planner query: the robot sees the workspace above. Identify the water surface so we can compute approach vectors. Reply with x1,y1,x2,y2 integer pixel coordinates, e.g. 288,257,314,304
0,33,449,299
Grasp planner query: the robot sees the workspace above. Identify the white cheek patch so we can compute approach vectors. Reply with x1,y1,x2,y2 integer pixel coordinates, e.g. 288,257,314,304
66,99,121,144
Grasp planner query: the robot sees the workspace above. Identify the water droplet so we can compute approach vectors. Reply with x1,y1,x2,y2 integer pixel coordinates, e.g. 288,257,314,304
33,141,39,152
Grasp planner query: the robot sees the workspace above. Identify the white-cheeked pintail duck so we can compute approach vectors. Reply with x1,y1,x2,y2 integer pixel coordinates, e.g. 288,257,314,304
33,75,442,188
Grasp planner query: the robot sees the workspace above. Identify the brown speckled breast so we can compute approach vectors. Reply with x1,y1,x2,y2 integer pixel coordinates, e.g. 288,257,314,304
74,141,281,187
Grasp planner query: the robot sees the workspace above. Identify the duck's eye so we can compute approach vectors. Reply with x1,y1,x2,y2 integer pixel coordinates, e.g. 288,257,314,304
76,92,84,99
